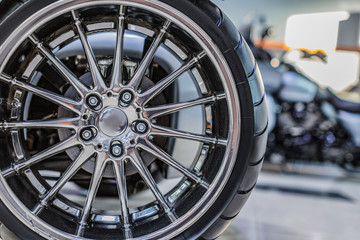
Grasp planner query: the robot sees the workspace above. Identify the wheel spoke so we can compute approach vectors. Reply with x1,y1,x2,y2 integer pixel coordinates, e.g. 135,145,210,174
32,146,94,215
28,35,89,97
128,148,176,222
127,20,171,90
144,93,224,119
110,5,126,90
2,135,79,178
137,138,209,189
72,11,108,92
151,125,227,146
0,75,82,115
113,159,132,238
138,51,206,106
1,117,81,130
76,153,108,235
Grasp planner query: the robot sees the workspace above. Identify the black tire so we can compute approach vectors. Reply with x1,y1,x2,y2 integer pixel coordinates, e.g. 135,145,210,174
0,0,268,239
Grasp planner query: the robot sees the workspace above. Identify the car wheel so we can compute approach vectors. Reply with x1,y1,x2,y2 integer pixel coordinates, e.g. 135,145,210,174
0,0,267,239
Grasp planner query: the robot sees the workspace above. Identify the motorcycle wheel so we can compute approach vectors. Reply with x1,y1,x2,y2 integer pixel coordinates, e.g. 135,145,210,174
0,0,267,239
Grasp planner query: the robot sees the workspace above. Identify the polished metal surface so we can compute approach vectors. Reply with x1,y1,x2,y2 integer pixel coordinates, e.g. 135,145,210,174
0,1,241,239
2,167,360,240
98,107,128,137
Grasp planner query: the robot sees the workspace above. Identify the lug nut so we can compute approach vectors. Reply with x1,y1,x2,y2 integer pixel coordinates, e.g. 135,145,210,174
134,120,149,134
89,96,98,105
110,141,124,157
119,90,134,105
80,127,96,141
86,94,102,110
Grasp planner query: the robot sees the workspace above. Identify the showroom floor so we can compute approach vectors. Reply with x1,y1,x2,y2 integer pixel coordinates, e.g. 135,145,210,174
222,164,360,240
1,163,359,240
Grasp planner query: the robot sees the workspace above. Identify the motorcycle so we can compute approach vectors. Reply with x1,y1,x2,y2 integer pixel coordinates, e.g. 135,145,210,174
243,20,360,172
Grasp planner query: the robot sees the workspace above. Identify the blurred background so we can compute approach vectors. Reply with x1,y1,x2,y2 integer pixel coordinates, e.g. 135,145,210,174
213,0,360,239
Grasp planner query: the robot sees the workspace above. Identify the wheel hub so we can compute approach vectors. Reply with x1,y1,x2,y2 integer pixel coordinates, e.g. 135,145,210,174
98,107,128,137
57,73,166,177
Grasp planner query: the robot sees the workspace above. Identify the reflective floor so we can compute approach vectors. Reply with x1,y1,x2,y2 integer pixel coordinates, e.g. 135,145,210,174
1,163,360,240
222,163,360,240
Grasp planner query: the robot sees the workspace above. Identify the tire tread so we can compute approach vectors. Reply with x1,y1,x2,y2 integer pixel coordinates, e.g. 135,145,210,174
195,2,267,239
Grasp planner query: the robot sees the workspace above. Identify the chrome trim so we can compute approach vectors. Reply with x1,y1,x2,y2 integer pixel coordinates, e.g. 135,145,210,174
0,1,241,239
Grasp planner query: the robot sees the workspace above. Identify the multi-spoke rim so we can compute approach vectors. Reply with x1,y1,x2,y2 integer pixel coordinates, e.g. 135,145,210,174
0,1,241,239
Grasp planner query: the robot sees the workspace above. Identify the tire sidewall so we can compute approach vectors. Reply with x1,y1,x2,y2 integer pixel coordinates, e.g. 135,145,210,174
0,1,58,239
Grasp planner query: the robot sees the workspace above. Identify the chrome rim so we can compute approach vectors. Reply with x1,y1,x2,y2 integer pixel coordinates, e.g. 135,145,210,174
0,1,241,239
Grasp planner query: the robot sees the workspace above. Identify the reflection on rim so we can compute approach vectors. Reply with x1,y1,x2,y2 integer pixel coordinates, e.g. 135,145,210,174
0,1,241,239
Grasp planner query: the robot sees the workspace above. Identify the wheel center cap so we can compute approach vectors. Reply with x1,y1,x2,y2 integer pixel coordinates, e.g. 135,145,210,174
98,108,128,137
